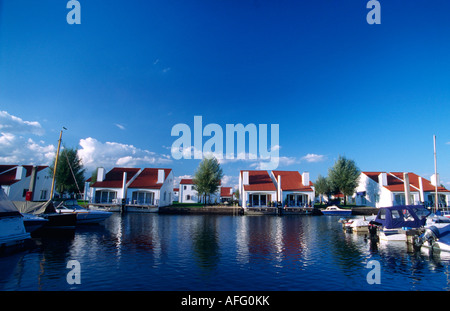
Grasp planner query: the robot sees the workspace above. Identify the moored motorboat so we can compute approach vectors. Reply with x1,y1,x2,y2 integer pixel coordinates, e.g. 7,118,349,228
0,189,31,252
370,205,430,242
13,199,77,236
414,225,450,253
22,213,49,233
57,199,112,224
340,215,376,233
322,205,352,216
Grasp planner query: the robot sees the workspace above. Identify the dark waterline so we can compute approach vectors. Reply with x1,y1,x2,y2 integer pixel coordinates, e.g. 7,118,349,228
1,213,450,291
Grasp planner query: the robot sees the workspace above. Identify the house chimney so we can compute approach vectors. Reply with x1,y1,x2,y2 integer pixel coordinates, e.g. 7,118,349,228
302,172,310,187
97,167,105,182
243,171,249,185
404,172,411,205
431,173,440,187
15,166,26,180
28,166,37,199
418,176,425,203
157,169,165,184
277,175,282,202
378,172,387,186
122,172,128,200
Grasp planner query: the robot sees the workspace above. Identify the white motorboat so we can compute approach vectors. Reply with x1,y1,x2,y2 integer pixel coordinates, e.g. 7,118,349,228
57,199,112,224
322,205,352,216
341,215,376,233
415,225,450,253
0,189,31,251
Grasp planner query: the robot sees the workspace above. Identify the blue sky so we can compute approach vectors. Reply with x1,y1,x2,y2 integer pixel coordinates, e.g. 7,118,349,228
1,0,450,188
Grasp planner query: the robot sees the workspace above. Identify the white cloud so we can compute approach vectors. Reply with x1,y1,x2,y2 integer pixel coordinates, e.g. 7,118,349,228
221,175,238,187
114,123,126,130
0,111,44,136
0,111,54,165
174,174,193,187
301,153,326,163
0,133,55,165
78,137,172,172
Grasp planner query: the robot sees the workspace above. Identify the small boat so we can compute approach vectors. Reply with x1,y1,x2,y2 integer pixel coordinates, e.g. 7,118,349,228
13,199,77,235
0,189,31,252
341,215,376,233
322,205,352,216
414,225,450,253
57,199,112,224
22,213,49,233
370,205,430,242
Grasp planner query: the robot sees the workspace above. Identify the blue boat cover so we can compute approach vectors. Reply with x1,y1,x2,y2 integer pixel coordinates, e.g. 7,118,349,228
374,205,430,229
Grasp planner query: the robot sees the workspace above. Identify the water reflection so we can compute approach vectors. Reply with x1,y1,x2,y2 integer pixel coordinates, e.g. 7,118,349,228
191,216,220,273
2,214,450,290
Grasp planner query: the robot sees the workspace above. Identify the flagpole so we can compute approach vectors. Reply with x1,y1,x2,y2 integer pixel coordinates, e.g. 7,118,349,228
434,135,438,213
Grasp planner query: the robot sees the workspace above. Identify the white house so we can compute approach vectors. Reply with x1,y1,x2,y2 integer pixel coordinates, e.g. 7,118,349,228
355,171,450,208
88,167,174,207
220,187,234,203
239,170,277,208
173,188,179,202
178,178,223,204
179,179,198,203
271,170,315,207
0,165,52,201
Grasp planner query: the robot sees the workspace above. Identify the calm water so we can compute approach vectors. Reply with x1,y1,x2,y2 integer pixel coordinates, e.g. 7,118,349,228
1,213,450,291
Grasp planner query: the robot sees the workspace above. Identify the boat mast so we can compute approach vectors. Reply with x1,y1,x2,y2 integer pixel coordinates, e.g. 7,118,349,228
434,135,438,213
50,127,66,200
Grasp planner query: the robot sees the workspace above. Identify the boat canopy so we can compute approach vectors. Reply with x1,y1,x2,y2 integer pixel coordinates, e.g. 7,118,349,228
0,188,21,217
374,205,430,229
12,200,56,215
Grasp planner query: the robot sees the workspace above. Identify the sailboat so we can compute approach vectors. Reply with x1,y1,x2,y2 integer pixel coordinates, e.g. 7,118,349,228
19,127,77,236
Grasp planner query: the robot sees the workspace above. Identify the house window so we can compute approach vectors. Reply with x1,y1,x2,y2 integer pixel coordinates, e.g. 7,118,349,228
95,190,117,203
132,191,154,205
40,190,47,200
22,189,29,197
164,191,167,201
186,195,191,200
184,185,187,190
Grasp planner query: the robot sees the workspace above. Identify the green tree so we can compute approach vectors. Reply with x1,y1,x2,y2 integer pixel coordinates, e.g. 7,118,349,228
327,155,360,205
193,157,223,204
49,147,86,196
314,174,332,204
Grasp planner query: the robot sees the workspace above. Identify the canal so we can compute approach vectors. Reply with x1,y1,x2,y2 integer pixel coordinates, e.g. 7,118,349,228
1,213,450,291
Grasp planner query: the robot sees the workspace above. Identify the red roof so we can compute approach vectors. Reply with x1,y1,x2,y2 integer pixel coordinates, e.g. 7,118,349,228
241,170,276,191
272,170,314,192
362,171,450,193
129,168,171,189
0,165,48,186
91,167,140,188
180,178,194,185
220,187,233,197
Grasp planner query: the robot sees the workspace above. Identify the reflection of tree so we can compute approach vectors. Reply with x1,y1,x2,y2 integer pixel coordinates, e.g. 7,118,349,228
192,217,220,273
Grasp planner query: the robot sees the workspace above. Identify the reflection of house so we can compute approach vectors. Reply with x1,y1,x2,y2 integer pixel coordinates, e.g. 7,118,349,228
355,171,450,208
88,167,174,207
271,170,315,207
0,165,52,201
220,187,234,203
239,170,277,208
